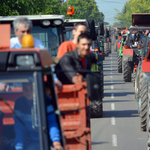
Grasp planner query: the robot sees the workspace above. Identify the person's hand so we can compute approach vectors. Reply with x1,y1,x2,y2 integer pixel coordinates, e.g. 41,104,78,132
55,80,62,90
0,84,10,92
53,142,63,150
72,73,83,84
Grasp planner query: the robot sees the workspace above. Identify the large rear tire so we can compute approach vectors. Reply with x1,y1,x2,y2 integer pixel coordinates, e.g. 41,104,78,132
132,70,136,87
104,42,109,56
135,62,142,101
140,80,148,131
109,42,111,53
118,55,122,73
90,100,103,118
122,59,132,82
147,80,150,149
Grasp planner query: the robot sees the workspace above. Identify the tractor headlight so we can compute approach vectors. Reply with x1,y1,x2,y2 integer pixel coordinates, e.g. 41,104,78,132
16,55,34,66
42,20,51,26
53,20,62,25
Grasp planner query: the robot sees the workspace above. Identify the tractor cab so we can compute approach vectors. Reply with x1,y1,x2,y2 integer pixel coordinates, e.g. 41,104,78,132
0,15,65,57
0,24,65,150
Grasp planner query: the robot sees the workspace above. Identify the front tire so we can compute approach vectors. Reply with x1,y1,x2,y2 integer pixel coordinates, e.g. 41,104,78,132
118,55,122,73
122,59,132,82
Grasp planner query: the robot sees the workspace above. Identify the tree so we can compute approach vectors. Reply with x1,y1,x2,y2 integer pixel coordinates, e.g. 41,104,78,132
0,0,104,25
0,0,62,16
60,0,104,25
115,0,150,27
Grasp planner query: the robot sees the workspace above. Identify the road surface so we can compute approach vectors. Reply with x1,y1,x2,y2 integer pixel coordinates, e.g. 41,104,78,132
91,49,147,150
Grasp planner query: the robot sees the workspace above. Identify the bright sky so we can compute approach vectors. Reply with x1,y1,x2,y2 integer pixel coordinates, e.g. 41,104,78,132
95,0,128,25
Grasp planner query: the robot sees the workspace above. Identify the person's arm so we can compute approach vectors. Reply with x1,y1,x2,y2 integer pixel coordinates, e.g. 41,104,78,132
46,96,63,150
51,66,62,90
14,101,26,150
57,42,69,58
59,56,77,83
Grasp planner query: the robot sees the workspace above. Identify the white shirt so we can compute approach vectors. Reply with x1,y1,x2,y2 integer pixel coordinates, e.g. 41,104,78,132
10,37,44,49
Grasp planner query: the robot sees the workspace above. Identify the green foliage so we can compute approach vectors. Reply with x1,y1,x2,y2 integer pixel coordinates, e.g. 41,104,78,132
62,0,104,25
0,0,104,25
0,0,62,15
115,0,150,27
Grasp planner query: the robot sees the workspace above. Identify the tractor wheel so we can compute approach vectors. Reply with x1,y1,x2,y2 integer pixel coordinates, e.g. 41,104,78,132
90,99,103,118
138,70,144,114
122,59,132,82
118,55,122,73
147,80,150,149
109,42,111,53
140,80,148,131
104,42,109,56
132,70,136,87
115,43,118,52
100,47,105,60
135,62,142,101
101,72,104,98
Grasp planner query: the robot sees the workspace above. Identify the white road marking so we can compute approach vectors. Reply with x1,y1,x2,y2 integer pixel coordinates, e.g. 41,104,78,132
110,72,112,74
111,62,112,63
110,76,113,78
111,117,116,125
111,85,114,90
111,103,115,110
112,134,118,146
111,94,114,99
111,68,113,70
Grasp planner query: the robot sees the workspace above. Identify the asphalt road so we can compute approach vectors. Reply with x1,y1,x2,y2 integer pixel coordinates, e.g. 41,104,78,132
91,48,147,150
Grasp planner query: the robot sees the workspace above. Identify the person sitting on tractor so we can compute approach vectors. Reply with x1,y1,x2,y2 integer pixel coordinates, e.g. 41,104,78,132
14,83,63,150
10,17,44,49
57,23,87,58
56,33,97,84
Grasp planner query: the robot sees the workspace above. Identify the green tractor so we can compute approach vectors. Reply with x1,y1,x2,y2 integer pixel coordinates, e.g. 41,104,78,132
117,33,127,73
96,22,105,60
103,27,110,56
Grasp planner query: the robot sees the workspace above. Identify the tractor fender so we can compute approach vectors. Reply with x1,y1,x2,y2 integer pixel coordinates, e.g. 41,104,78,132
123,54,133,62
117,42,121,49
123,47,133,56
107,38,109,42
142,61,150,72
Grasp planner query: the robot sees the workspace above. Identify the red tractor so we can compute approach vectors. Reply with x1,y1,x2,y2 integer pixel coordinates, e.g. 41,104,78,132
122,14,150,82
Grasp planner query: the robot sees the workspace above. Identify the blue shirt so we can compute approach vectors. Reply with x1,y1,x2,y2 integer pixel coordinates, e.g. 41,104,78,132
14,96,60,150
10,37,44,49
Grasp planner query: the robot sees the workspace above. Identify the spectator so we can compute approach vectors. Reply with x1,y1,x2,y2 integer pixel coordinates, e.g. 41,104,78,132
56,33,97,84
57,23,87,58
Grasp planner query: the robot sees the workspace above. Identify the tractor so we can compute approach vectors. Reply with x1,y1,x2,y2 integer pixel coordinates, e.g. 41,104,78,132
122,14,150,82
0,15,65,57
117,32,127,73
0,23,92,150
62,8,103,118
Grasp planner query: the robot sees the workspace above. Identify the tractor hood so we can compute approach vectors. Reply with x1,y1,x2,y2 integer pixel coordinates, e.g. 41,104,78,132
132,13,150,26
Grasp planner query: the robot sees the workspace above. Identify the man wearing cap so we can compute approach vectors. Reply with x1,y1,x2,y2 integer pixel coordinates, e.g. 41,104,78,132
10,17,44,49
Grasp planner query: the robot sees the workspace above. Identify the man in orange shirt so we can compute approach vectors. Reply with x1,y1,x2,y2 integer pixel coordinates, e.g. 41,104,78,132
57,23,87,58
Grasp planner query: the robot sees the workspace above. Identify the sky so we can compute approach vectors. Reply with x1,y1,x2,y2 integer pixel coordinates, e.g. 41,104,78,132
95,0,128,25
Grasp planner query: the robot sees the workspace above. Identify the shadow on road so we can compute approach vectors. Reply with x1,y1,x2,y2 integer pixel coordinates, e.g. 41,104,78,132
91,141,109,145
103,110,139,118
103,100,133,103
104,92,134,97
